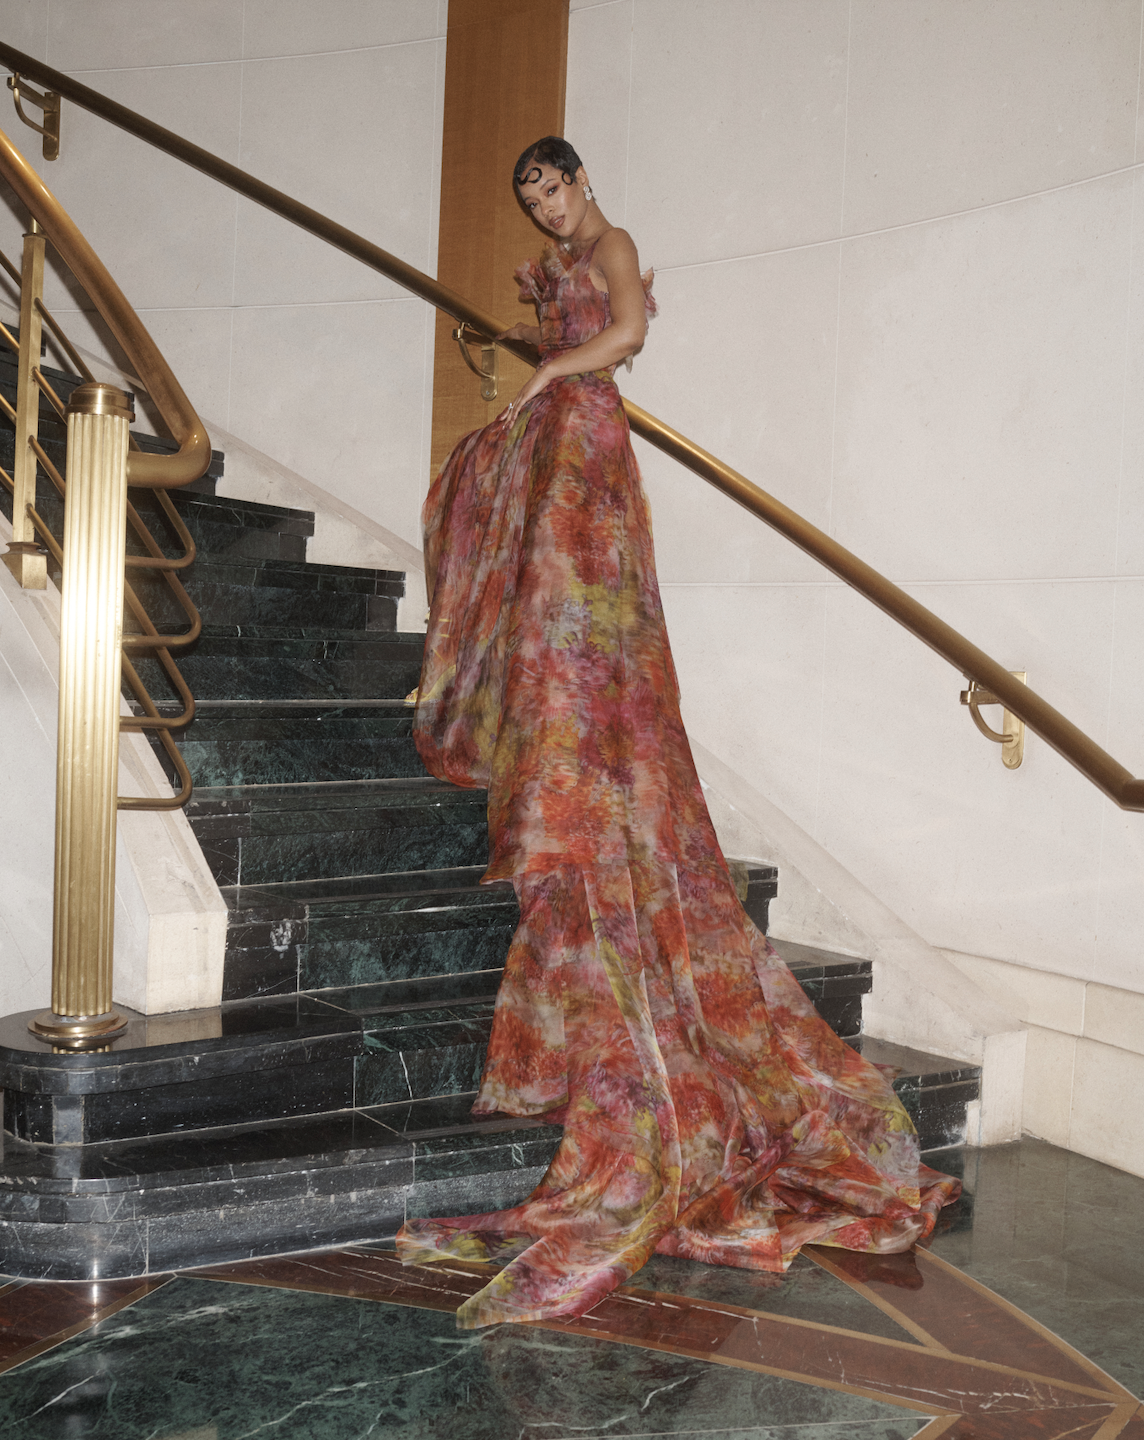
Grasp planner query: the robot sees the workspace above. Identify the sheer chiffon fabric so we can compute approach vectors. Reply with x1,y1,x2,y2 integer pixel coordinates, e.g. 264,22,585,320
398,242,959,1328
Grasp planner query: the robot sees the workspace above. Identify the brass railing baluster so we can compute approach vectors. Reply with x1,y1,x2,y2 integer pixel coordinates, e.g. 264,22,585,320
29,383,134,1047
2,222,46,589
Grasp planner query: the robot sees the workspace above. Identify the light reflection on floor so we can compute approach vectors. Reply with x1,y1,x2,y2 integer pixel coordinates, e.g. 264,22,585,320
0,1139,1138,1439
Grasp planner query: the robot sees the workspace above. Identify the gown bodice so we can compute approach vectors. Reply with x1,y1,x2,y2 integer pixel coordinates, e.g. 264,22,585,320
515,239,656,367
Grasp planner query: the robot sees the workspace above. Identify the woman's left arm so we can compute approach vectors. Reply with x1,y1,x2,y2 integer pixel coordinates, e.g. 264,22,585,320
508,229,648,411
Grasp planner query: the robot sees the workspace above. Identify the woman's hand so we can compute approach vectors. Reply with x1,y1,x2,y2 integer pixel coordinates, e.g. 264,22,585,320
495,322,540,345
498,362,552,425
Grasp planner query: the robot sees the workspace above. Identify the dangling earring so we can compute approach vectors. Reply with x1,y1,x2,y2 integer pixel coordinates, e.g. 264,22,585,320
583,184,594,202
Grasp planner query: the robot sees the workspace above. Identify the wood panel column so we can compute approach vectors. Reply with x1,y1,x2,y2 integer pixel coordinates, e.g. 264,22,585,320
430,0,569,477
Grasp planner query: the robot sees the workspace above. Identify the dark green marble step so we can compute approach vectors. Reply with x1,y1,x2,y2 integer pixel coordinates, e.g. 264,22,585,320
767,937,872,1042
352,1000,982,1143
0,1087,562,1278
219,866,518,999
130,554,404,633
133,630,425,704
167,701,422,788
187,778,491,887
129,489,314,563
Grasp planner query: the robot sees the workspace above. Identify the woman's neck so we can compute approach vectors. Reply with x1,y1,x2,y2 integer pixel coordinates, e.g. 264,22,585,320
557,207,611,255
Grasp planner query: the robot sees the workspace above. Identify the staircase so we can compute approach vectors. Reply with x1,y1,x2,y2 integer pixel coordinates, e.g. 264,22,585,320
0,364,980,1279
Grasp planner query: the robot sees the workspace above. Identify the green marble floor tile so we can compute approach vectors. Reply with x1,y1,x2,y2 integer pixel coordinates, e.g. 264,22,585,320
628,1251,921,1345
928,1139,1144,1398
0,1276,928,1438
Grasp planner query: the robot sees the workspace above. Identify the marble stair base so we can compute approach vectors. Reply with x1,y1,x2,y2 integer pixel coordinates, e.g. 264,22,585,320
0,1091,559,1281
0,960,980,1279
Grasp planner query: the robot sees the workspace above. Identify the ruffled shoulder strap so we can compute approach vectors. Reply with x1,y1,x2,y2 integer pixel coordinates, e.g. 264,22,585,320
640,268,658,322
514,256,547,305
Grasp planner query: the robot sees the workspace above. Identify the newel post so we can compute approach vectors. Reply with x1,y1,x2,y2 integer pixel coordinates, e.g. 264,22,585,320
29,381,134,1048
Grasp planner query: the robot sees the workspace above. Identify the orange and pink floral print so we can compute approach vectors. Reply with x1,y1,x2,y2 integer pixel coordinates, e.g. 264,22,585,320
398,241,960,1329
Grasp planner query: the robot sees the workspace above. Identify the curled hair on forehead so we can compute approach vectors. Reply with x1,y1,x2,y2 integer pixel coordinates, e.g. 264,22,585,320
513,135,584,190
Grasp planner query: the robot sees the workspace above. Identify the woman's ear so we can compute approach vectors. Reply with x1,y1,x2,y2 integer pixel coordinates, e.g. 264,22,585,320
574,165,589,189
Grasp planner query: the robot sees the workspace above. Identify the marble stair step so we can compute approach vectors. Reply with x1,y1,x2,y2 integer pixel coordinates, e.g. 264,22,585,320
767,937,873,1042
851,1036,983,1152
219,861,777,1008
131,488,315,563
168,703,423,788
0,972,974,1153
132,631,425,704
219,866,518,999
0,1091,561,1279
131,557,403,633
187,778,491,886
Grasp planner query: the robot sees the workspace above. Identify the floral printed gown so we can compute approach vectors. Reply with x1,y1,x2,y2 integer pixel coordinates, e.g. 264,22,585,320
397,240,960,1329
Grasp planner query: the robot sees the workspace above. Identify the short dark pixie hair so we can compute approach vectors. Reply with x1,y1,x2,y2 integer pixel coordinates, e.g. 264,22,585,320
512,136,583,189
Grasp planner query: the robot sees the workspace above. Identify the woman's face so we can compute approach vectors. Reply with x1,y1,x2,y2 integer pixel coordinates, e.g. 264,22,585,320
517,163,589,239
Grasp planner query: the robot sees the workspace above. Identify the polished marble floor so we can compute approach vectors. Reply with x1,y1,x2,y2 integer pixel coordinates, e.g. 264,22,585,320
0,1138,1138,1438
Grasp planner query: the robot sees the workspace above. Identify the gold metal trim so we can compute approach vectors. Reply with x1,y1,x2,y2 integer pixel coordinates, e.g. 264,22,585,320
452,323,498,401
7,74,60,161
0,44,1141,812
2,227,47,589
961,672,1026,770
0,120,210,488
43,382,132,1035
28,1009,127,1047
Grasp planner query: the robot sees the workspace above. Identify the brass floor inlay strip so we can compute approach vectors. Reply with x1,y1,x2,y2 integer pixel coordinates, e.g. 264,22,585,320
191,1248,1131,1425
0,1276,170,1376
917,1249,1140,1404
807,1245,950,1351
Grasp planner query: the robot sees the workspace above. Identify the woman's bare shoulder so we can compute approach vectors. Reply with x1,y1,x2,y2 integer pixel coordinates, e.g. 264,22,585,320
595,227,639,266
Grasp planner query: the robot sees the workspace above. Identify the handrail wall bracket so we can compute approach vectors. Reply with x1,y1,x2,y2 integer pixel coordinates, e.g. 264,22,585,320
7,74,59,161
961,672,1027,770
453,323,498,401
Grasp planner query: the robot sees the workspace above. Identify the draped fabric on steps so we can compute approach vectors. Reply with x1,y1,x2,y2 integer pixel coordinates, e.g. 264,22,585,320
399,242,960,1329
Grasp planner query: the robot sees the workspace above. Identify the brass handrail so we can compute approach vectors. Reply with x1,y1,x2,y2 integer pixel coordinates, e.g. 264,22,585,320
0,119,210,488
2,44,1141,812
0,208,203,810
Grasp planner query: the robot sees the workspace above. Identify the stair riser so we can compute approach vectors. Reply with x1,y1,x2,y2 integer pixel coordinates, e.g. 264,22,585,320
6,1051,359,1145
134,576,399,633
130,502,313,561
3,1010,972,1151
897,1078,979,1151
301,925,518,994
5,1038,491,1144
226,924,518,1001
135,648,422,703
173,734,422,788
0,1157,558,1280
195,825,491,887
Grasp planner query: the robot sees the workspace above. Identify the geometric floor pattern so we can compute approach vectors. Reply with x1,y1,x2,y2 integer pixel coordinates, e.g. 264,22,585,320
0,1139,1138,1438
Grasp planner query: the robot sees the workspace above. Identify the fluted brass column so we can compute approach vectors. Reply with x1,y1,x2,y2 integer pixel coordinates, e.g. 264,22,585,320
2,222,47,590
30,382,134,1047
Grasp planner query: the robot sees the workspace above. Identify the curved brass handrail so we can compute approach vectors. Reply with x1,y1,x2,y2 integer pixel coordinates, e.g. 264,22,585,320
0,117,210,488
3,45,1141,812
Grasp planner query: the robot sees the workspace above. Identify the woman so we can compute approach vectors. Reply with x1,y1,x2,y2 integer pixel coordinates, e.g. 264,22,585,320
397,137,959,1329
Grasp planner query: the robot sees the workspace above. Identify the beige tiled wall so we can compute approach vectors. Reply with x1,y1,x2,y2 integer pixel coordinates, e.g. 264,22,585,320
941,950,1144,1176
0,0,449,553
568,0,1144,1009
